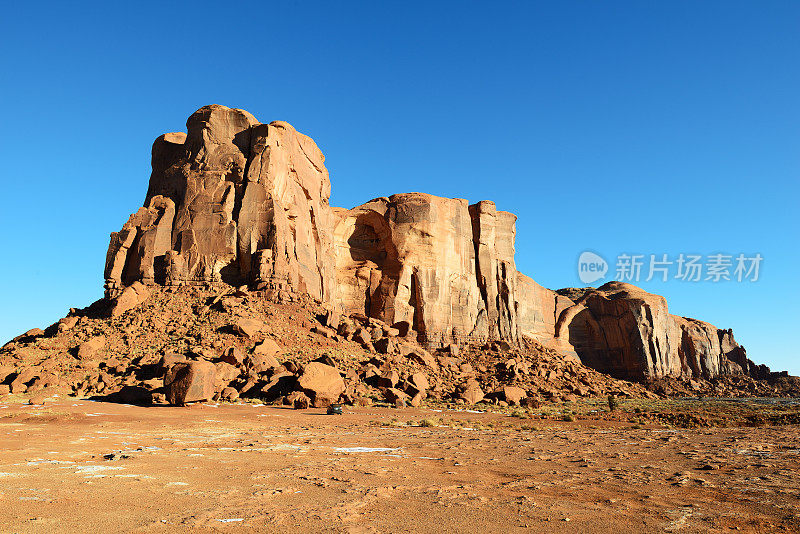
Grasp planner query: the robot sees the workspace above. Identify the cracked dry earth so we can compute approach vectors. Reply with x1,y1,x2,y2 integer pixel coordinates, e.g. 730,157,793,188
0,400,798,533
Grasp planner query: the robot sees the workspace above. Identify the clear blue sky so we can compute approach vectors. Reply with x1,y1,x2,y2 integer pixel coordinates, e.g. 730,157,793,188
1,1,797,374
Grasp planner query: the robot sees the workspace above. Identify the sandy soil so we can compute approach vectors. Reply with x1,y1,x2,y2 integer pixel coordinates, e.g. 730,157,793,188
0,398,798,533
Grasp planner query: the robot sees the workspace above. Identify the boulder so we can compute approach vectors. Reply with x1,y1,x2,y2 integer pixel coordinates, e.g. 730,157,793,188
286,391,310,409
409,392,425,407
28,394,46,405
384,387,410,405
460,383,485,405
58,316,79,332
311,325,338,339
377,369,400,389
10,368,37,394
248,352,281,373
368,325,384,341
443,343,460,357
24,328,45,338
214,361,240,390
157,353,187,374
77,335,106,360
321,309,341,330
237,378,260,397
231,318,264,339
110,281,151,317
253,338,282,358
220,347,246,367
374,337,398,354
220,387,239,402
0,366,15,384
409,373,430,393
249,340,282,372
352,329,371,346
405,347,437,369
259,371,296,401
501,386,526,406
296,362,345,407
164,361,216,405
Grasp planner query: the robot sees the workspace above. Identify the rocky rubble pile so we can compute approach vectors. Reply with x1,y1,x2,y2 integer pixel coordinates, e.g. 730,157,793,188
2,286,795,408
645,373,800,398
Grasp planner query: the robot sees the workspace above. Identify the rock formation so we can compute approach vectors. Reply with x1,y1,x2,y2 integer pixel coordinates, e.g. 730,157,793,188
105,105,335,303
515,273,576,348
104,105,764,384
332,195,519,346
553,283,764,381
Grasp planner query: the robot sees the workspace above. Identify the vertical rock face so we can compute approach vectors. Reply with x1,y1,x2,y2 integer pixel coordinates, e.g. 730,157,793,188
334,194,476,344
105,105,335,301
557,283,679,380
469,201,519,342
333,195,523,345
553,282,757,381
515,273,576,347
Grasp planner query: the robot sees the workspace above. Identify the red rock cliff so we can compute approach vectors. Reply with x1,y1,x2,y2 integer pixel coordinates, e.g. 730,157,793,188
105,105,335,303
106,105,762,382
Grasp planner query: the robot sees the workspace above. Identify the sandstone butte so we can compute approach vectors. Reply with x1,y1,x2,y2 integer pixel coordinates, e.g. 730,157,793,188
101,104,775,385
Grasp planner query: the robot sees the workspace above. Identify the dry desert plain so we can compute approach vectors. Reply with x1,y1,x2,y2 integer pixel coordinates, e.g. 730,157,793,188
0,396,799,533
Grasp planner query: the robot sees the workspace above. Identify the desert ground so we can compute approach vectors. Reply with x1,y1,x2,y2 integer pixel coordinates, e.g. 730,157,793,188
1,396,798,533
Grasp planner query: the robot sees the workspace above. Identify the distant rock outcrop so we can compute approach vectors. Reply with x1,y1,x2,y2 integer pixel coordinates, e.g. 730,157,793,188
554,282,762,381
104,105,764,383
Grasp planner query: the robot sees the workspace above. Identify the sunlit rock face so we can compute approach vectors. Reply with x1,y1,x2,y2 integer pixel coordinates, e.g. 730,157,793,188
333,195,521,346
105,105,335,303
106,104,758,381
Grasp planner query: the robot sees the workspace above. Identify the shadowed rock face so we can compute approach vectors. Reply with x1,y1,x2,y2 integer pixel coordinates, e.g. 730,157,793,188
105,105,334,302
106,105,760,381
553,282,761,381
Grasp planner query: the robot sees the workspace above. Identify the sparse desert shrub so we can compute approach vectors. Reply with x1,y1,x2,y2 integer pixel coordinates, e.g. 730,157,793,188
608,394,619,411
420,417,440,428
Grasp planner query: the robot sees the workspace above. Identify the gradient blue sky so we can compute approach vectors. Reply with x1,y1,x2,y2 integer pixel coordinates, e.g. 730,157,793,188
1,1,797,373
